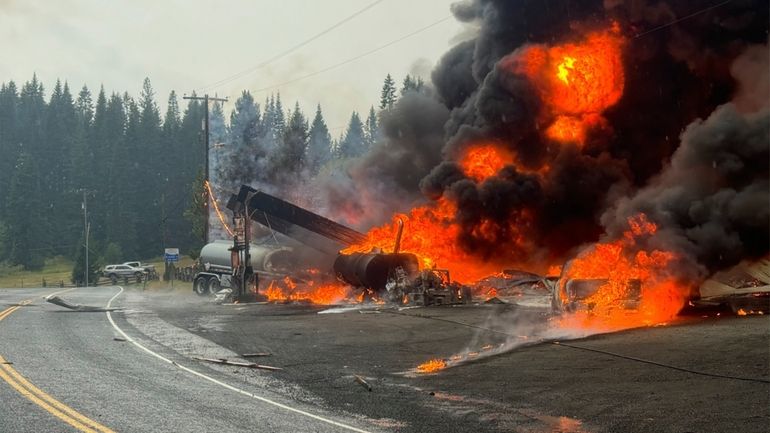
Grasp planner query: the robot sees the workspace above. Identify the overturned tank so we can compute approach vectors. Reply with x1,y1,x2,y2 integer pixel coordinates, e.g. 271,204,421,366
333,252,420,293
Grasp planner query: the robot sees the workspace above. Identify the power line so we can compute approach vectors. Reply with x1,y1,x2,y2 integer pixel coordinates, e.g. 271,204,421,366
250,15,453,94
199,0,388,91
634,0,732,38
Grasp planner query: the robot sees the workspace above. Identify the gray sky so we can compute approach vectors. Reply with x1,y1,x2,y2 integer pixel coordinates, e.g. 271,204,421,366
0,0,467,133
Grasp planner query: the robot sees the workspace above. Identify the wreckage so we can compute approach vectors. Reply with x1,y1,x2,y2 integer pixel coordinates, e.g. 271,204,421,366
223,185,471,305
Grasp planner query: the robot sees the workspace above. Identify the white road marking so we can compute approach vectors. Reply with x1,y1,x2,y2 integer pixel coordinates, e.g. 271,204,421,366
104,287,374,433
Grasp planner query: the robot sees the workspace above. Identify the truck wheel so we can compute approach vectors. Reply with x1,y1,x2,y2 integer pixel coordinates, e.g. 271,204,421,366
109,274,118,285
207,278,221,294
193,278,208,296
134,272,143,282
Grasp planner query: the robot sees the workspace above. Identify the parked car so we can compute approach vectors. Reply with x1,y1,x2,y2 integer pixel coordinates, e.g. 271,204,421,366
122,261,156,274
103,264,147,283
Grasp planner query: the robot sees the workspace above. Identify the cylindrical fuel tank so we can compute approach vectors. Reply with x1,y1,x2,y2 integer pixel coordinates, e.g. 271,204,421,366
199,240,296,274
333,252,419,292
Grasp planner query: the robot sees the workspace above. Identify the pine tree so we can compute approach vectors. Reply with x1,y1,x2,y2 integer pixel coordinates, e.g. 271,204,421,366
183,169,207,258
229,91,260,149
0,82,20,228
134,78,163,256
306,104,332,174
273,92,285,136
276,102,308,176
339,111,366,158
221,91,261,189
379,74,397,110
45,80,79,254
364,106,379,148
400,74,425,95
6,151,45,269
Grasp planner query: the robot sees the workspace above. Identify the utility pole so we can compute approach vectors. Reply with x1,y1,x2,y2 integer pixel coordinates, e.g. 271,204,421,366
183,94,228,244
82,190,89,287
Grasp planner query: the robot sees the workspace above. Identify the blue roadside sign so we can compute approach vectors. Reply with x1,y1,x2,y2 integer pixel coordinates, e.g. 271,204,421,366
164,248,179,262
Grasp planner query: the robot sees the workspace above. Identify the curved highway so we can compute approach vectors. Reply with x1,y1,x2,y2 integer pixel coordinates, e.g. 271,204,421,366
0,287,375,433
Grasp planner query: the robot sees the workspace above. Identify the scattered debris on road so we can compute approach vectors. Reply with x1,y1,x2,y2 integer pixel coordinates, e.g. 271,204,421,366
192,356,282,371
353,375,373,392
45,295,120,312
241,352,271,357
113,336,127,342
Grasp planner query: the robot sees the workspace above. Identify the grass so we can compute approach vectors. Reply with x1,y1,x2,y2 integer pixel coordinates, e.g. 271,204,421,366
0,256,74,289
0,255,198,290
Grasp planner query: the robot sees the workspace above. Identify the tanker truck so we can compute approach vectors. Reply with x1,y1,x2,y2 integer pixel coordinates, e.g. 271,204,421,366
193,240,296,295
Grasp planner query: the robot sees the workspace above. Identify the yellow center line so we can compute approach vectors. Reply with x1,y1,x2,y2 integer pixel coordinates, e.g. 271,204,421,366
0,366,100,433
0,306,20,321
0,294,117,433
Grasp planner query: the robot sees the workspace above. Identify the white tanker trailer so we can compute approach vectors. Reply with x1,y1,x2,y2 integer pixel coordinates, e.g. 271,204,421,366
193,240,296,295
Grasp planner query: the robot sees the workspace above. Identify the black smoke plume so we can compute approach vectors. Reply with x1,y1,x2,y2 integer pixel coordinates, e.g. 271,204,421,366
321,0,768,277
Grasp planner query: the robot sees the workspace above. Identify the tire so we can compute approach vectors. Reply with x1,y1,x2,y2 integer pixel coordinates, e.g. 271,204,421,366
207,277,221,295
134,272,143,282
193,277,209,296
109,274,118,285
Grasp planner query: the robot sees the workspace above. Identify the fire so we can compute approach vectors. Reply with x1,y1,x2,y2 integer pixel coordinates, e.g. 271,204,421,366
556,214,685,331
342,198,507,283
510,26,624,145
556,56,576,84
737,308,764,316
545,115,586,143
416,358,446,374
459,144,514,182
264,277,351,305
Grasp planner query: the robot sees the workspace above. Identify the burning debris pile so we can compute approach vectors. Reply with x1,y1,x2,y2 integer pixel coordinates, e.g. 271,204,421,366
215,1,767,340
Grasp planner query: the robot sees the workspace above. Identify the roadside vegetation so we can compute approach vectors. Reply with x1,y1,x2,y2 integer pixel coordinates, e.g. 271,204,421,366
0,255,196,290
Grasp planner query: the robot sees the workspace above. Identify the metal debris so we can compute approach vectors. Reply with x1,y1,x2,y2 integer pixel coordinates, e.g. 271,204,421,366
241,352,271,358
192,356,282,371
354,375,372,392
46,296,120,312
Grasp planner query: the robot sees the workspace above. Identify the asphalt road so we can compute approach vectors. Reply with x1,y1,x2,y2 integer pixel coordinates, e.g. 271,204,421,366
0,287,375,433
145,288,770,433
1,286,768,432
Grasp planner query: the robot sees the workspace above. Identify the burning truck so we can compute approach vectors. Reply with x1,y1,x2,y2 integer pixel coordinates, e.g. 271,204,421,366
202,185,472,306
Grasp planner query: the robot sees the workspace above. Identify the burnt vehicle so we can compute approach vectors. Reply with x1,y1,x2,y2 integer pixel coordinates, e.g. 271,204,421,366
697,257,770,314
226,185,472,306
543,260,642,315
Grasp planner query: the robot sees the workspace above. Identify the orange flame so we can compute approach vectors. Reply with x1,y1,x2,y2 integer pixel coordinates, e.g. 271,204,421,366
342,198,510,283
264,277,351,305
416,358,446,374
205,180,234,237
511,26,624,145
459,144,514,182
556,214,685,331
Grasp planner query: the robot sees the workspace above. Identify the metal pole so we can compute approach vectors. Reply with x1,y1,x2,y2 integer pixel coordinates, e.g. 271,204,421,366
182,94,227,246
83,190,88,287
204,94,210,244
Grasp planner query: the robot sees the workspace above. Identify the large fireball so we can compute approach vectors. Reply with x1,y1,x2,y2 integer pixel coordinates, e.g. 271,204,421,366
509,26,625,145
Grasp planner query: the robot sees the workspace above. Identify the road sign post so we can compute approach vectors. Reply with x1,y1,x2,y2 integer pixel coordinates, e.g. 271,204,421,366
164,248,180,289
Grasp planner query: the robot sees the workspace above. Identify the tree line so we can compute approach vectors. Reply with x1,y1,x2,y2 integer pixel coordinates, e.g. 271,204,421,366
0,72,424,282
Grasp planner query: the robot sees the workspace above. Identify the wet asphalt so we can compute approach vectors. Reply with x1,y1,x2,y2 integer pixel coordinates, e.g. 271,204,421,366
0,286,768,433
0,287,374,433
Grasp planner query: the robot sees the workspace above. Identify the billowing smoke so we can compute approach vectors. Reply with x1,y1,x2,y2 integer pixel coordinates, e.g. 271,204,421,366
332,0,767,278
603,43,769,278
316,92,450,229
